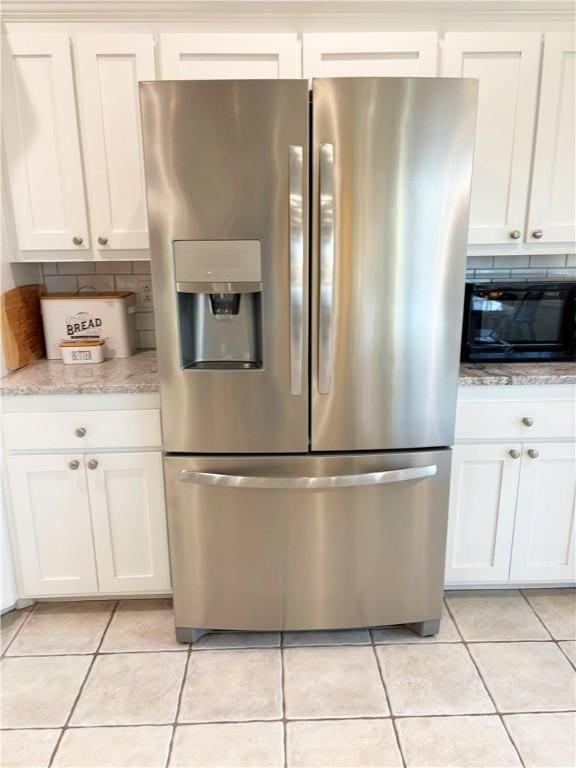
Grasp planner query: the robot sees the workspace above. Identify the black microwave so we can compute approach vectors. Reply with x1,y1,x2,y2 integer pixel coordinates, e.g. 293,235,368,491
461,282,576,362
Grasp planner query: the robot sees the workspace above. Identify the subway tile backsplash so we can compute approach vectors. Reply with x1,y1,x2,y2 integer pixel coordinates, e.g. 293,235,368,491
40,261,155,350
41,255,574,351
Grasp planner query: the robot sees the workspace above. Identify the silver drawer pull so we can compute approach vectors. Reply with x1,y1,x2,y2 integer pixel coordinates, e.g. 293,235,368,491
87,459,98,470
522,417,534,427
69,460,80,471
76,427,87,437
179,464,437,490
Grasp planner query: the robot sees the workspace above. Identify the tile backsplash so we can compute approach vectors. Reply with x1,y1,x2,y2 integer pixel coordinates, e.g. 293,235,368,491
41,255,575,351
40,261,155,350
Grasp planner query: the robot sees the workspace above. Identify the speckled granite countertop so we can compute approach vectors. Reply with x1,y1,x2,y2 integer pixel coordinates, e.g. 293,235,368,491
1,352,574,396
0,351,159,396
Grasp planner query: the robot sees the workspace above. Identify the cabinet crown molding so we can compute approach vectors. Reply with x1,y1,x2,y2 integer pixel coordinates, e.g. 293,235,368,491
3,0,575,23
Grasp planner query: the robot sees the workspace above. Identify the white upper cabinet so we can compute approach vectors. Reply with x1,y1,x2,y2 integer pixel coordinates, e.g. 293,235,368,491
442,33,541,245
159,33,300,79
302,32,438,77
510,443,576,583
3,34,89,252
75,34,155,251
527,33,576,243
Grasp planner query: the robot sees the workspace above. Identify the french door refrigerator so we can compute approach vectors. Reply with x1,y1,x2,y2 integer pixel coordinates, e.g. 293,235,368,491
140,77,477,642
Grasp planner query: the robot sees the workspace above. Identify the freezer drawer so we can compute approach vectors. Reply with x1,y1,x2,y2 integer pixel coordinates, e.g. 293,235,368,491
165,450,451,633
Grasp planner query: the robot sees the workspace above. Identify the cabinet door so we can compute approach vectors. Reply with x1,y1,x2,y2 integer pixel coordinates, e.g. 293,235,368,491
3,35,89,252
510,443,576,582
6,454,97,596
75,34,155,251
445,444,521,584
442,33,541,245
527,34,576,243
87,452,171,593
302,32,438,77
159,33,300,79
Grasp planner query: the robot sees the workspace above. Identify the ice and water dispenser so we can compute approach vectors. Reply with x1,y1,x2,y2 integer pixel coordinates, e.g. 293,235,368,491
174,241,263,370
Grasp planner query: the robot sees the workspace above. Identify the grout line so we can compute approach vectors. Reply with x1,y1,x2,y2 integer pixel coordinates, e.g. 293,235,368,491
519,589,576,669
47,601,120,768
370,628,406,768
1,602,38,658
3,708,576,733
280,633,288,768
165,640,193,768
443,598,526,768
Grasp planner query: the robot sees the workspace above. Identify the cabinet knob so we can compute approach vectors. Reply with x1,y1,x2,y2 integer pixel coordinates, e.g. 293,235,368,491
97,236,108,246
527,448,539,459
75,427,87,437
522,417,534,427
72,236,83,246
69,460,80,470
509,449,521,459
532,230,544,239
510,230,522,240
87,459,98,470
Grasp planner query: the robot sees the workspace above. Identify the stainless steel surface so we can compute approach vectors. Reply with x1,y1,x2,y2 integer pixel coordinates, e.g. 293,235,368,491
165,449,451,631
87,459,98,470
176,281,262,294
532,230,544,239
68,460,79,470
289,144,305,396
311,78,477,451
522,417,534,427
174,240,262,283
75,427,86,437
179,463,437,489
72,236,83,246
318,142,335,396
97,236,108,245
528,448,540,458
510,230,522,240
509,449,521,459
140,80,309,453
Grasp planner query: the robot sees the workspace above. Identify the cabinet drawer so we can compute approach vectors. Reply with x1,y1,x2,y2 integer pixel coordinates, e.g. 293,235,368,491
455,398,574,441
3,410,161,451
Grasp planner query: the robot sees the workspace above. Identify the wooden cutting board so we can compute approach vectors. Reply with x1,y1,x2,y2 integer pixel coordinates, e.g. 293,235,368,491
1,284,45,370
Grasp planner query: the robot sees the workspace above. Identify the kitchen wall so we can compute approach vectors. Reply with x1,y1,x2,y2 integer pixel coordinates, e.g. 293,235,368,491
40,255,575,350
39,262,155,350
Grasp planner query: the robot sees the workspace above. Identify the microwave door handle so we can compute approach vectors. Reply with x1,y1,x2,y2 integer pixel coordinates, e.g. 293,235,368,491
289,145,305,396
179,464,437,489
318,142,335,395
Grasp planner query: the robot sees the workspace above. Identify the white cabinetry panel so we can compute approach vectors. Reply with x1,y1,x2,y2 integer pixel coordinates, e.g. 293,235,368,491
3,35,89,252
442,34,541,245
6,454,97,597
302,32,438,77
510,443,576,582
75,34,155,251
445,444,521,583
159,33,300,79
528,33,576,243
87,452,171,593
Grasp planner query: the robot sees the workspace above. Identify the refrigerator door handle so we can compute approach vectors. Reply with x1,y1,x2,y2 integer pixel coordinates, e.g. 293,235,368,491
318,142,335,395
179,464,437,489
289,145,305,396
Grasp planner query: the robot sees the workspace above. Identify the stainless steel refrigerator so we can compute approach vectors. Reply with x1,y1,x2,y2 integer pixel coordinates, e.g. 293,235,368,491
140,77,477,643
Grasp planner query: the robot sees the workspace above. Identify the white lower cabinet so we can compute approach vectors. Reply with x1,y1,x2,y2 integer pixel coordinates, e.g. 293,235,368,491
446,388,576,587
510,443,576,582
87,452,171,593
6,454,98,596
6,448,170,598
445,443,521,584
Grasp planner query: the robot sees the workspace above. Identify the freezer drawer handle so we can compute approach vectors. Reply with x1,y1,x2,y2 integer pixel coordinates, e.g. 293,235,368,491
289,144,305,396
178,464,437,490
318,142,335,395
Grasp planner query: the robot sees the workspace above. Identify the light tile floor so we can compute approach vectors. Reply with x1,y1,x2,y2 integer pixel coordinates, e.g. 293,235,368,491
1,590,574,768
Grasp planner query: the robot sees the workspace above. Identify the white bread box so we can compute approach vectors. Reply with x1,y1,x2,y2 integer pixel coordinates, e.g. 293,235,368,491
41,291,137,359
